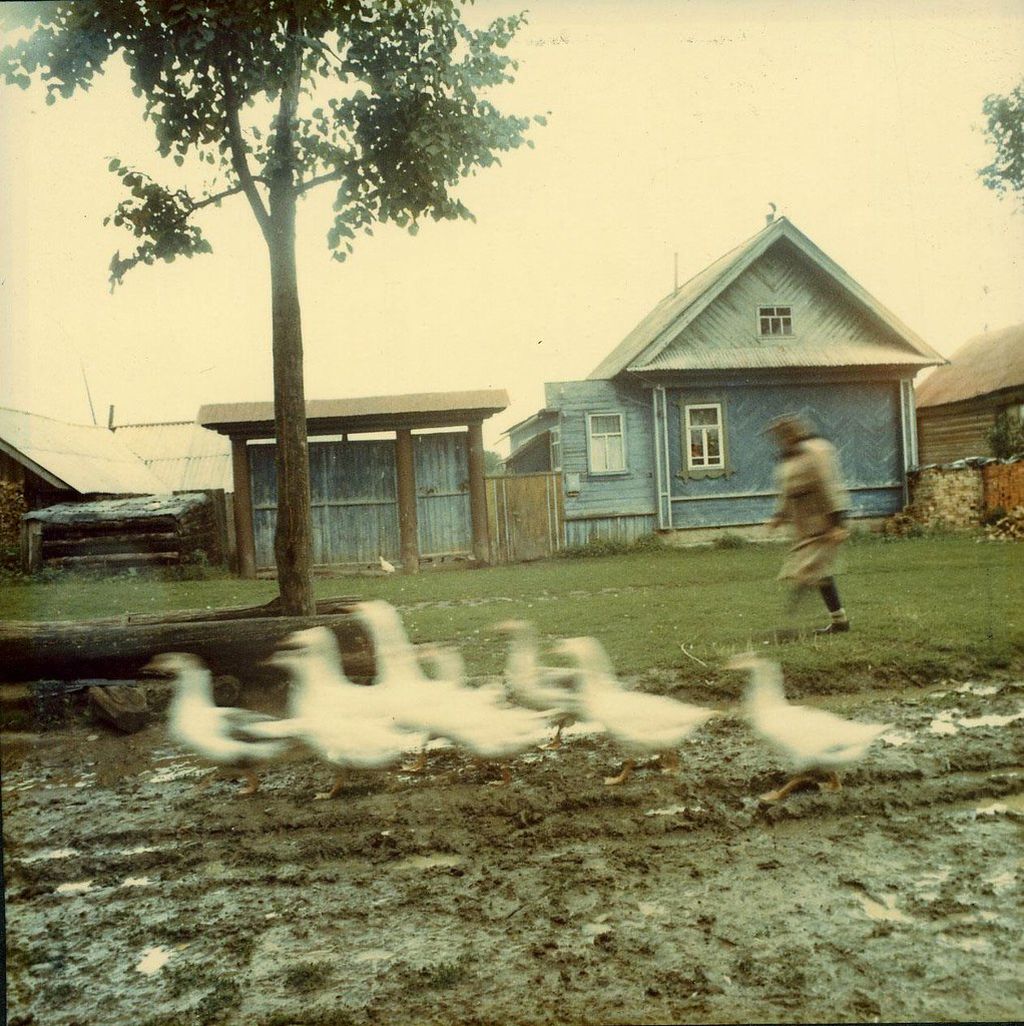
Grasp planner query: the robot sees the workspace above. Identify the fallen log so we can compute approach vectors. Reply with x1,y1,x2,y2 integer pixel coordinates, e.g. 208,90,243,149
0,611,373,685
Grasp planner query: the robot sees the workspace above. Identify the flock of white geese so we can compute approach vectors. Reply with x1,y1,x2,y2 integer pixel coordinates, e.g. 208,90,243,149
145,599,891,804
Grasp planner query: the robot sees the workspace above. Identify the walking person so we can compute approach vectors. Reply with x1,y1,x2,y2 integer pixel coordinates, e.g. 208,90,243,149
766,414,851,634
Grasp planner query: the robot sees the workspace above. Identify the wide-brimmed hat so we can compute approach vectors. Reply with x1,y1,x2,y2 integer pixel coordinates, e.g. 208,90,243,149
764,413,814,441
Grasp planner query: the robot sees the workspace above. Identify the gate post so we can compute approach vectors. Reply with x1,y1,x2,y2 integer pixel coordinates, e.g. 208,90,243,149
466,422,490,564
230,437,257,579
395,428,420,574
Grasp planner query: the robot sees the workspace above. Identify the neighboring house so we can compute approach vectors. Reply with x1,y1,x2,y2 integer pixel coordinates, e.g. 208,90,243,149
509,216,945,544
0,406,167,508
502,409,560,475
915,323,1024,465
113,419,233,493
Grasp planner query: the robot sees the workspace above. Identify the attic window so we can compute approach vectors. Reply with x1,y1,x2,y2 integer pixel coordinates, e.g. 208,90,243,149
759,305,792,336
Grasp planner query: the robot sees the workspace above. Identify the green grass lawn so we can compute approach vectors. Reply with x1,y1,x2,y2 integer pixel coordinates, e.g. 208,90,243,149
3,536,1022,695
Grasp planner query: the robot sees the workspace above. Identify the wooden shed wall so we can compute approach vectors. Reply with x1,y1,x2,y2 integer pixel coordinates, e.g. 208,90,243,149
250,433,473,568
916,398,999,465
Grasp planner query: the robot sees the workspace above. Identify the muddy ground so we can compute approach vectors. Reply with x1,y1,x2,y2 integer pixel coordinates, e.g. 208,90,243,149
3,669,1023,1026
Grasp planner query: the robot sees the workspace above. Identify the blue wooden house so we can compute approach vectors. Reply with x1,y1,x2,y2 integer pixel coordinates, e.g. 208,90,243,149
511,216,946,544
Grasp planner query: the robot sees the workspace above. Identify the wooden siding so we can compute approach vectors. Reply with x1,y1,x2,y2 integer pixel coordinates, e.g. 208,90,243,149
666,379,903,524
413,432,471,557
917,398,1001,465
542,378,657,522
649,239,914,370
564,513,657,547
546,377,906,536
250,433,473,568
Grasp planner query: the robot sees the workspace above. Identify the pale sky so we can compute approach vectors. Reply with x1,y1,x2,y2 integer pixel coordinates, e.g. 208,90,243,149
2,0,1023,451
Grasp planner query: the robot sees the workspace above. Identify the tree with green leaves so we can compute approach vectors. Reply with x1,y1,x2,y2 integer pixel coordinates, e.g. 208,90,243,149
2,0,540,613
979,80,1024,208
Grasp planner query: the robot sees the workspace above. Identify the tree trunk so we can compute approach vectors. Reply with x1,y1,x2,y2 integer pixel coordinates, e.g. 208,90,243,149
266,27,315,617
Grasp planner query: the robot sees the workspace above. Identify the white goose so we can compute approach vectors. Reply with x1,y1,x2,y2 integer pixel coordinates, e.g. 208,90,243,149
497,620,585,749
147,652,295,796
267,626,429,799
356,600,553,783
726,653,892,802
554,636,716,785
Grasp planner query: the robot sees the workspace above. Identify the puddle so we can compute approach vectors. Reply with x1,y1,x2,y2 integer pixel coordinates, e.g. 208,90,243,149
55,880,94,895
638,901,668,917
25,847,79,863
121,876,152,888
957,711,1024,729
149,764,208,785
644,804,699,817
938,935,991,953
983,870,1016,894
115,845,161,857
581,921,613,941
929,713,959,736
976,793,1024,816
135,946,172,975
880,731,915,747
955,683,1001,696
912,867,952,901
394,854,464,871
354,948,395,964
857,892,912,924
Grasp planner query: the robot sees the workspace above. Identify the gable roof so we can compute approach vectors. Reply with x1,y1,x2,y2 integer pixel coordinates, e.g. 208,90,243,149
589,216,945,378
114,420,233,492
915,323,1024,408
0,407,168,495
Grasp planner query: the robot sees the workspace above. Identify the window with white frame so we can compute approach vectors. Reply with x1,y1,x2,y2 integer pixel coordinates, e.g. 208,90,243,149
758,305,792,336
549,426,562,471
684,403,725,471
587,412,625,473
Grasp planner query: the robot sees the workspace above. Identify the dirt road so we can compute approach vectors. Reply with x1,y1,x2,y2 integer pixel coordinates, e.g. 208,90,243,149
3,673,1023,1025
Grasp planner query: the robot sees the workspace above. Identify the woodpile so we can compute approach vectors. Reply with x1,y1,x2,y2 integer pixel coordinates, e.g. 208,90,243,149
984,506,1024,541
21,493,221,572
905,465,983,528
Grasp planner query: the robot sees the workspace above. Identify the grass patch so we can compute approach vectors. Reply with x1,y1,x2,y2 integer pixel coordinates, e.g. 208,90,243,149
2,536,1020,692
282,961,333,994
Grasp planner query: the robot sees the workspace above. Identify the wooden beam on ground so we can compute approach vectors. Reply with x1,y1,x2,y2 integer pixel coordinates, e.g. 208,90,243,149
0,612,372,684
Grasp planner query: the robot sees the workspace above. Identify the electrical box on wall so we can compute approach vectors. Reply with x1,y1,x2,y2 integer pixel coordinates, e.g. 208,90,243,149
564,472,581,495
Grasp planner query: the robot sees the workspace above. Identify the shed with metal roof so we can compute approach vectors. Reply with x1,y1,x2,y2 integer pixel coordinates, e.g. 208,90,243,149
199,390,509,576
0,406,167,507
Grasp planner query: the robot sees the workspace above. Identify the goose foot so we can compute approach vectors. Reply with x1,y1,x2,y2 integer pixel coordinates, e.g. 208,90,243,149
237,770,260,797
759,774,815,803
604,760,635,786
658,750,680,775
818,771,842,792
487,765,513,786
315,774,345,800
401,752,427,773
540,728,563,751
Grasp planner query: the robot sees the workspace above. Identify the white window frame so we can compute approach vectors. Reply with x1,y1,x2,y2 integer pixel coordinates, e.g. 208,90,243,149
758,304,793,337
549,426,562,471
684,403,725,472
587,411,626,474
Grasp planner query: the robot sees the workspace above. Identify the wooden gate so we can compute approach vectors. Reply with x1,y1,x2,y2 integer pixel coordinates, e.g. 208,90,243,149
486,473,564,563
250,434,472,568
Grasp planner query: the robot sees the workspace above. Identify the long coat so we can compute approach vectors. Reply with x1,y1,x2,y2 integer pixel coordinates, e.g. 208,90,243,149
773,436,850,586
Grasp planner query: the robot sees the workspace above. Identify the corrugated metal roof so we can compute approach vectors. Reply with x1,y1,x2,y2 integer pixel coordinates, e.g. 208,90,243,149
590,217,945,378
0,407,168,496
639,339,939,372
114,420,233,492
199,389,510,430
915,323,1024,408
